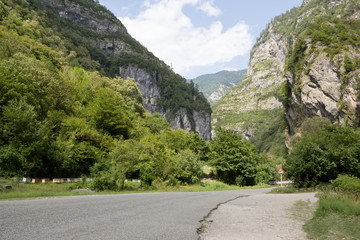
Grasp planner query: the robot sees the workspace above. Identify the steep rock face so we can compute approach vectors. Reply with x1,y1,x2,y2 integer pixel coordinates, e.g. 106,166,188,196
192,110,212,141
213,0,360,154
212,21,287,136
208,83,235,104
38,0,212,140
119,65,162,114
38,0,127,34
286,51,360,134
284,0,360,135
169,109,212,141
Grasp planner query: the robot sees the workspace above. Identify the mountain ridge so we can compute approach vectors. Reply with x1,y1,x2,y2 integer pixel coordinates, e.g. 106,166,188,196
190,69,247,105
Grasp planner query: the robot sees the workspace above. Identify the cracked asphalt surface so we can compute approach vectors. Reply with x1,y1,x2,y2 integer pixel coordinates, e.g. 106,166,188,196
0,188,269,240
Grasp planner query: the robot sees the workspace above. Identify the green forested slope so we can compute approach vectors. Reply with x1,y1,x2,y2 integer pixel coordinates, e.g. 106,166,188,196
0,0,209,183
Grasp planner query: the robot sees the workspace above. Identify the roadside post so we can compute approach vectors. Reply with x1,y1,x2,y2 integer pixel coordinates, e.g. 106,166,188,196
278,168,284,187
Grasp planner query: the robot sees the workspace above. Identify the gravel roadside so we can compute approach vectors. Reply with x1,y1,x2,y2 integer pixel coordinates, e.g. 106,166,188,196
200,190,318,240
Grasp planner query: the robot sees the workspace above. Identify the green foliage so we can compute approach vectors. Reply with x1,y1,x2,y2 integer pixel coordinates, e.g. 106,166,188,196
0,0,214,183
251,109,288,157
255,161,277,185
87,88,133,138
0,145,24,177
209,128,259,186
331,175,360,193
143,113,171,135
305,176,360,240
344,55,355,73
279,81,291,107
173,149,203,184
285,124,360,187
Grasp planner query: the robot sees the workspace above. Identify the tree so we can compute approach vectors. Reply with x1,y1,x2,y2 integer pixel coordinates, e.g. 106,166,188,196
285,125,360,187
209,128,258,186
1,100,52,177
87,88,133,138
105,139,143,190
173,149,203,184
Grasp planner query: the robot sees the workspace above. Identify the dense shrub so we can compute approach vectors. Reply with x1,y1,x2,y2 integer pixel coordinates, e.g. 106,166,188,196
285,124,360,187
331,175,360,193
209,128,263,186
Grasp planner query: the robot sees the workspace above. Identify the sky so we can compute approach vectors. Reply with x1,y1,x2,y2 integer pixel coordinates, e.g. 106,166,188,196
99,0,303,79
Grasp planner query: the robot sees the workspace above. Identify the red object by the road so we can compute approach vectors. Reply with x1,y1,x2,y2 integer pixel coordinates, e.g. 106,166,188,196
278,168,284,174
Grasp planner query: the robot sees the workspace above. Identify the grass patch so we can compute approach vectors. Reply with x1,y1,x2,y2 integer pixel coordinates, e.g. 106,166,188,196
270,186,317,194
303,179,360,240
304,213,360,240
0,179,271,201
0,179,97,201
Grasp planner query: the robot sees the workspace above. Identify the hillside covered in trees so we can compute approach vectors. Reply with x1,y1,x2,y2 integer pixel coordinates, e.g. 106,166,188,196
0,0,279,189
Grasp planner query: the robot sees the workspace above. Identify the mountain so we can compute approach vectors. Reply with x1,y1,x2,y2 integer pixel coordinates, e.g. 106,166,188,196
0,0,213,178
13,0,211,140
283,0,360,137
190,70,247,105
212,0,360,156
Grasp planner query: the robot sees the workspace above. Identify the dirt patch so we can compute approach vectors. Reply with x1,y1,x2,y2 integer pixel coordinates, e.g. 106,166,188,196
200,191,317,240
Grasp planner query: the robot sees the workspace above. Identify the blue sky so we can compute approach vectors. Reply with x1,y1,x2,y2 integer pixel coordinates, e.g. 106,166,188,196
100,0,303,79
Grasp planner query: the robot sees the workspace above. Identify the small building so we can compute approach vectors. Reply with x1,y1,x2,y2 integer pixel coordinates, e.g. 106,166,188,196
42,178,50,183
61,178,70,183
52,178,61,183
22,178,31,183
31,179,41,184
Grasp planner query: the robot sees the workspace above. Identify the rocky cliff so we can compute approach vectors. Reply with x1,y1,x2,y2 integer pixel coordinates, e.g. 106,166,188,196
38,0,211,140
211,11,290,155
283,0,360,135
213,0,360,154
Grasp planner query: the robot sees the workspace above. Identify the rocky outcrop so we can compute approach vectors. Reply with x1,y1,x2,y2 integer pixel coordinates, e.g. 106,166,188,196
285,0,360,135
192,110,212,141
38,0,127,34
119,64,162,114
213,0,360,154
169,108,212,141
286,51,360,135
212,21,287,134
208,83,235,104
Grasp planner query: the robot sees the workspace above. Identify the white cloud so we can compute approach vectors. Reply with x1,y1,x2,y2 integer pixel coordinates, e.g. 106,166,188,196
119,0,253,77
197,0,221,16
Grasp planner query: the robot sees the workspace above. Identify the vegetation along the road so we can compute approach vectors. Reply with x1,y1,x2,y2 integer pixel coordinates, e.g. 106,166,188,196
0,0,276,192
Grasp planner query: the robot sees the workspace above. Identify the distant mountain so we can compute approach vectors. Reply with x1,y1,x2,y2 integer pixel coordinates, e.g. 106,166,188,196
190,70,247,105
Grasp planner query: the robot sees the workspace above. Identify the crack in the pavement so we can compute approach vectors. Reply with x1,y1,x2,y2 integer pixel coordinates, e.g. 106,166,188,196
197,195,250,239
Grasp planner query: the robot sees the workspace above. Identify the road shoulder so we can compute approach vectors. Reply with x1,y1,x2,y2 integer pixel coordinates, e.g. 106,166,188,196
200,191,317,240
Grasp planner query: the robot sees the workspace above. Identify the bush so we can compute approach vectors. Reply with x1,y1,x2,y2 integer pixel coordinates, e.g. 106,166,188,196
331,175,360,193
285,125,360,187
209,128,258,186
0,145,24,177
255,162,277,185
89,177,117,192
315,187,360,218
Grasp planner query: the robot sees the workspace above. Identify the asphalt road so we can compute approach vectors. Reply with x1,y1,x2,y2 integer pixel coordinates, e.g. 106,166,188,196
0,188,269,240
